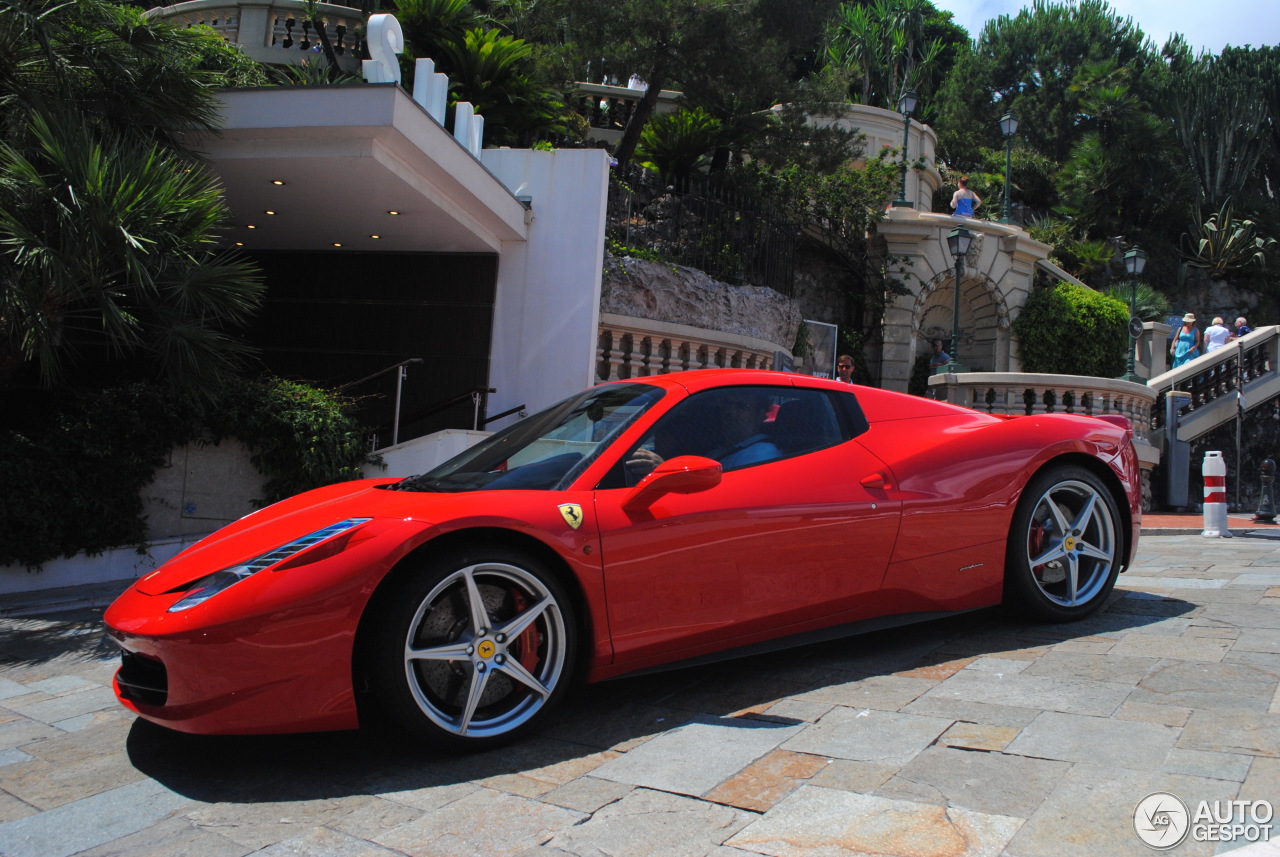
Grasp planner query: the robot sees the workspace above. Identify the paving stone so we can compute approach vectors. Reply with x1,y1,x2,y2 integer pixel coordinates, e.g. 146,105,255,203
0,717,58,752
591,715,803,797
919,668,1132,716
726,786,1023,857
1051,637,1117,654
791,674,935,711
901,695,1041,728
1234,629,1280,655
1162,748,1255,782
937,721,1020,752
806,759,897,792
1005,710,1178,770
253,825,406,856
875,745,1069,817
761,698,832,722
893,655,975,681
1115,699,1193,727
1132,660,1280,713
964,656,1032,674
0,679,31,702
1,686,118,725
1229,572,1280,586
1179,710,1280,757
1020,650,1159,684
0,777,192,857
539,775,633,813
373,781,480,813
1200,604,1280,629
1119,577,1227,589
1107,634,1233,662
326,796,429,840
780,707,952,766
1007,765,1226,857
75,815,251,857
0,730,147,810
0,789,36,825
375,788,586,857
703,749,830,813
546,787,754,856
186,797,372,851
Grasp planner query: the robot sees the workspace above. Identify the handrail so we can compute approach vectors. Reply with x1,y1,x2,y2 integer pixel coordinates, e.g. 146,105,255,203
338,358,424,392
340,358,423,447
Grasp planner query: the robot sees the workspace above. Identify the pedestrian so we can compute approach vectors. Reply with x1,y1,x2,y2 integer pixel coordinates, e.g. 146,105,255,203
1170,313,1201,368
928,339,951,369
1234,317,1252,337
950,177,982,218
1204,317,1232,353
835,355,855,384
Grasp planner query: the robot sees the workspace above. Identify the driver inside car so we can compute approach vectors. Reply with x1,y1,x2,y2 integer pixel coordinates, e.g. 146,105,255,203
625,389,780,482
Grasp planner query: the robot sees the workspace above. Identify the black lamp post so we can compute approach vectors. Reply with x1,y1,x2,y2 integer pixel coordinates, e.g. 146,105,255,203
892,89,919,208
1121,246,1147,383
942,226,973,373
999,111,1019,224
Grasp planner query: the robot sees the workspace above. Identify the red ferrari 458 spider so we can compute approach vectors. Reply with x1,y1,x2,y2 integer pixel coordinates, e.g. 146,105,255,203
105,369,1141,749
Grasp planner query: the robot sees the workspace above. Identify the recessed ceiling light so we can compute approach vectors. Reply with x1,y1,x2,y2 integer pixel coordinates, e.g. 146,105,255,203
333,242,342,247
370,234,380,239
387,210,400,215
271,180,285,185
246,224,256,229
235,241,244,246
264,210,276,215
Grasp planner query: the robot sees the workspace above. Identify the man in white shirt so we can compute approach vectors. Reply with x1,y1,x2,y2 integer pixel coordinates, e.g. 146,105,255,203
1204,317,1232,353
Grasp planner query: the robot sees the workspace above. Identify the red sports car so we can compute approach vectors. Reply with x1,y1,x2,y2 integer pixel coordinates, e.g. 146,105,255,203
105,369,1141,750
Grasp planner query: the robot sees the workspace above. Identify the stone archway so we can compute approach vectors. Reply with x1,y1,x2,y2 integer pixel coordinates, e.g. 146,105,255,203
874,210,1056,392
912,266,1011,372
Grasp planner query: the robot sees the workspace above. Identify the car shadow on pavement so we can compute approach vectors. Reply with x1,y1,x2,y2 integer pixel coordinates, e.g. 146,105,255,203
123,593,1197,804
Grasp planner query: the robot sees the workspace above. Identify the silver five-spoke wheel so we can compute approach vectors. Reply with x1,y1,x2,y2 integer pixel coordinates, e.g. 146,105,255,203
1006,466,1122,621
368,548,576,750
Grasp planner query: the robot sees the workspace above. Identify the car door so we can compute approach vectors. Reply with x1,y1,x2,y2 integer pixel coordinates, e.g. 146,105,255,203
591,385,902,669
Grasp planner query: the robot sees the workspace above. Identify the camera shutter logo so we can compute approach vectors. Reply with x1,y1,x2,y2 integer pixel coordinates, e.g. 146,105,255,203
1135,792,1191,849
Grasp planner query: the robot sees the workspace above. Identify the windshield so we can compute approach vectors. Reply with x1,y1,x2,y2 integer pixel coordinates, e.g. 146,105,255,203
394,383,666,493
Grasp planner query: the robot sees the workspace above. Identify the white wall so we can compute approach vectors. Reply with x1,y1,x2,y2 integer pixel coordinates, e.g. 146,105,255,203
480,149,610,429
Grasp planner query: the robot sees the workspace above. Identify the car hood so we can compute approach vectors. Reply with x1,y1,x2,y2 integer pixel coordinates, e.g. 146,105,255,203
132,479,504,596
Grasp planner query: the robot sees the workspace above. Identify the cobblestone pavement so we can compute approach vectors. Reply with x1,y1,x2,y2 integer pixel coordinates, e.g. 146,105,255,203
1,535,1279,857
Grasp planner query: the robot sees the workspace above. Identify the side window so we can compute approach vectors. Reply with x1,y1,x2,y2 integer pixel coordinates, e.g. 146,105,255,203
606,386,850,488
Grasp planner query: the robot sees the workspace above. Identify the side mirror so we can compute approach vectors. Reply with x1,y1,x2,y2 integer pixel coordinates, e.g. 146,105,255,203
622,455,722,514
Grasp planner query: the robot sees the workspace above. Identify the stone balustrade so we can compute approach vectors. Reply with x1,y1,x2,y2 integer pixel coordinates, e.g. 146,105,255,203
597,313,783,383
145,0,363,70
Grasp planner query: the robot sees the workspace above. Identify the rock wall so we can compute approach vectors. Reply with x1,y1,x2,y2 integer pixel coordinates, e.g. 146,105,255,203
601,254,804,349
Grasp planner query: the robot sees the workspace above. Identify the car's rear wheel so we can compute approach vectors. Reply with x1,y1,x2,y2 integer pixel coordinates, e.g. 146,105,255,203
367,547,576,751
1005,465,1122,622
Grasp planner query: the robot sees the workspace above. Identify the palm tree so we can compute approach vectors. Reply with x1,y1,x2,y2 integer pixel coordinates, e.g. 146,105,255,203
0,0,265,389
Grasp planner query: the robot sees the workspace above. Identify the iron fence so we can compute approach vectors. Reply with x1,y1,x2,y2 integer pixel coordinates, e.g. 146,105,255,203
606,163,798,298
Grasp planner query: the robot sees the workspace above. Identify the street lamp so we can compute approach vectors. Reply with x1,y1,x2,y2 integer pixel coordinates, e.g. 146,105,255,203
941,226,973,373
999,111,1019,224
892,89,919,208
1120,246,1147,384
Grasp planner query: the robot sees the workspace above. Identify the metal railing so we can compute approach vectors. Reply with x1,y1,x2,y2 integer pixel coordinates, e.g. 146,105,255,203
339,358,423,447
607,163,798,297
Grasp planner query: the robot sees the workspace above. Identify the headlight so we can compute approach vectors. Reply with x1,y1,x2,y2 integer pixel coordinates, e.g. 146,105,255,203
167,518,372,613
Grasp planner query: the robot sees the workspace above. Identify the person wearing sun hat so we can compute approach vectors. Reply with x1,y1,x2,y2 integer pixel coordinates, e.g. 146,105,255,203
1171,313,1201,368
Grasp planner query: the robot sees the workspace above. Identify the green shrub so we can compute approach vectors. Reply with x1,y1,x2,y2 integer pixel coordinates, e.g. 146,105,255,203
0,378,379,569
1013,282,1128,377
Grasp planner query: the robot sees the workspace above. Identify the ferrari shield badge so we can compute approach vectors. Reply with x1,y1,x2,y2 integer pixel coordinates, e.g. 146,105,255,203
558,503,584,530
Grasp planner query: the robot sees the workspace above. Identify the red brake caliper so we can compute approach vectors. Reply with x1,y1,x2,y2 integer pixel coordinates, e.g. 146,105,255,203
509,590,543,674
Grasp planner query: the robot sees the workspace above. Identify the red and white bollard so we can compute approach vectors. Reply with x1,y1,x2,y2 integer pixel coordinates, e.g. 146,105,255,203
1202,451,1232,538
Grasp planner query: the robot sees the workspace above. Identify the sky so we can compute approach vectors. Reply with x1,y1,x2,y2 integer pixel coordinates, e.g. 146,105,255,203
933,0,1280,55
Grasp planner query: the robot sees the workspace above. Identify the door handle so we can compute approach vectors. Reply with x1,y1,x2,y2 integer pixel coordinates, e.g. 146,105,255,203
860,473,889,489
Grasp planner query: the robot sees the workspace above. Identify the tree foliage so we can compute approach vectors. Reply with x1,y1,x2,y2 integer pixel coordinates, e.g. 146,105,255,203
1012,281,1128,377
0,0,264,390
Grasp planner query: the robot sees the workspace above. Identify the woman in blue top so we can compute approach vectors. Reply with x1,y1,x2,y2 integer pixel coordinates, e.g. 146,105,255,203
1170,313,1202,368
950,177,982,217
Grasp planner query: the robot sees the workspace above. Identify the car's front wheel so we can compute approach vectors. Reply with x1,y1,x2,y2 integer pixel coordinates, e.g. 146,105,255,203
1005,465,1122,622
367,547,576,751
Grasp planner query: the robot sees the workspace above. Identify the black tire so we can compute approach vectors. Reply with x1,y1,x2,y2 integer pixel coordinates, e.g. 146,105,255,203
366,546,577,751
1005,465,1122,622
